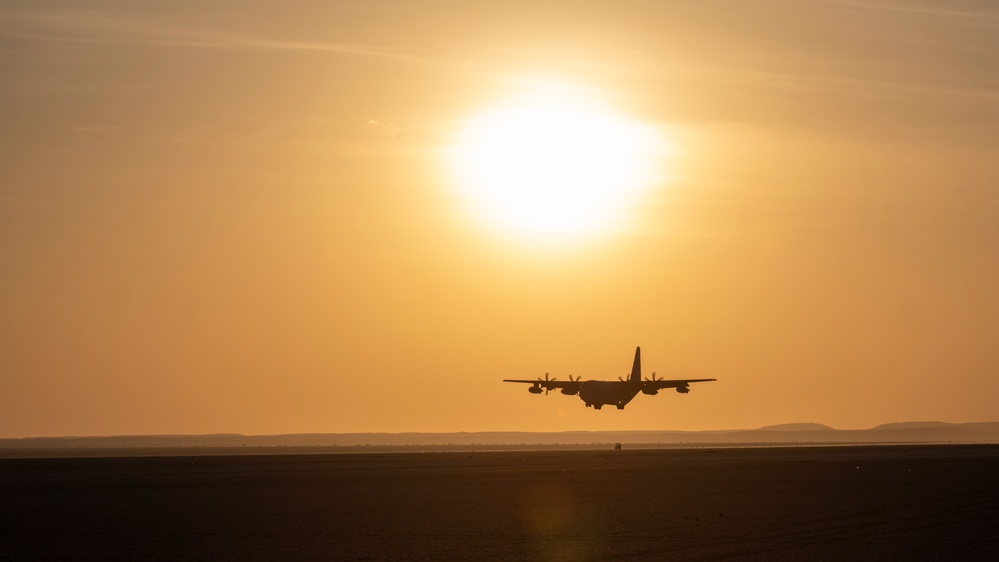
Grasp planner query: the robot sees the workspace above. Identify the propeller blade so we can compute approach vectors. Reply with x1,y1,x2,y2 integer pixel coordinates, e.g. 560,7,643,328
538,372,556,393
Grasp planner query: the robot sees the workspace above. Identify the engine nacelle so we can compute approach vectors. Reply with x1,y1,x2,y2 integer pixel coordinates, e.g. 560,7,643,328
675,385,690,394
529,386,543,394
561,388,578,395
641,389,659,395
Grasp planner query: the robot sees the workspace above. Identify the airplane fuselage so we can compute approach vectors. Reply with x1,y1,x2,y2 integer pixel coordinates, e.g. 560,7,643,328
578,381,640,410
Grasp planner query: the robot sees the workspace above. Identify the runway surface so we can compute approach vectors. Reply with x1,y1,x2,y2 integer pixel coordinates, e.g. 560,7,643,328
2,445,997,561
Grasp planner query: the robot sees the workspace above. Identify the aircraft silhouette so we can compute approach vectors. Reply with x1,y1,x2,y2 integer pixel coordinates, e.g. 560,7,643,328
504,347,715,410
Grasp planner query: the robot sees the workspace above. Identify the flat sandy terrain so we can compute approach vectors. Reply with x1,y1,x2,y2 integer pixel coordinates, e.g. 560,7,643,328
2,445,997,561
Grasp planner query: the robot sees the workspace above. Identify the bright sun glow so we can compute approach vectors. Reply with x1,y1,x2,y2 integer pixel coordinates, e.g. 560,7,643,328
448,82,665,240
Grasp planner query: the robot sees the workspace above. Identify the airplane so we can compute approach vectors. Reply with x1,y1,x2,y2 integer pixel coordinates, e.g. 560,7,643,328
503,347,715,410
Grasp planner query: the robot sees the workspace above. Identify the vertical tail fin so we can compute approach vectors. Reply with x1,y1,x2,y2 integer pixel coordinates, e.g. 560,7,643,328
630,347,641,385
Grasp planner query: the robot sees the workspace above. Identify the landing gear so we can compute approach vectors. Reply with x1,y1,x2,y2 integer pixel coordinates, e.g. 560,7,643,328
594,404,603,410
616,404,625,410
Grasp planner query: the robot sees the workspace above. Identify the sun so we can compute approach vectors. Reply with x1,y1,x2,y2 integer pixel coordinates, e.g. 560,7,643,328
447,82,665,240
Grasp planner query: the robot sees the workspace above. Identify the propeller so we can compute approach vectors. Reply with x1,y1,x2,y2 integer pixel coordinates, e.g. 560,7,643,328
640,371,663,395
537,372,556,395
568,374,581,382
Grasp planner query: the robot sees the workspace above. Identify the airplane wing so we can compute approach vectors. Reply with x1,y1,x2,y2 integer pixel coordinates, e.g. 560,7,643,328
503,379,580,388
503,377,582,394
642,378,716,394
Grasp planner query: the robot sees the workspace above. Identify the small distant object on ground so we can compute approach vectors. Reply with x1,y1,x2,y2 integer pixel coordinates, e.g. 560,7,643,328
614,443,622,450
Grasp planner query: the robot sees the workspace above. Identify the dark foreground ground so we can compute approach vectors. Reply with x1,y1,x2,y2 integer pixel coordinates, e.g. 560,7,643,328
2,445,997,561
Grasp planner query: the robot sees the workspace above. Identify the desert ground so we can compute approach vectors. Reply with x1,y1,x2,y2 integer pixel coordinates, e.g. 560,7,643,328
2,445,997,561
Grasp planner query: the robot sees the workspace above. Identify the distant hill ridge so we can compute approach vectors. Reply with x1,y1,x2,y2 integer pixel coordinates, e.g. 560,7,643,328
758,423,836,431
872,421,999,431
2,421,998,454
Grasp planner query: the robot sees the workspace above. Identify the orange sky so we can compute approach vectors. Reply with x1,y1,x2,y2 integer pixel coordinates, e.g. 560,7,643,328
2,1,998,437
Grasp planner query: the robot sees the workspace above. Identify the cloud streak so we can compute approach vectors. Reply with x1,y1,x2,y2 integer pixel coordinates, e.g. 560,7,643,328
819,0,999,28
0,8,435,64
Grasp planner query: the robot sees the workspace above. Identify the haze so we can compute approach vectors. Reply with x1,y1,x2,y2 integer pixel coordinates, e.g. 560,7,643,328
2,1,997,438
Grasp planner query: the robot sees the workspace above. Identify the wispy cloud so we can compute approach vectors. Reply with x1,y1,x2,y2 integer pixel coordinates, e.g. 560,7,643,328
0,8,436,64
71,125,121,134
819,0,999,28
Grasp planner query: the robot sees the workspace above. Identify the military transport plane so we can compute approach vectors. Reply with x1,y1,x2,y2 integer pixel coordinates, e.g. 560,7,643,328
504,347,715,410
